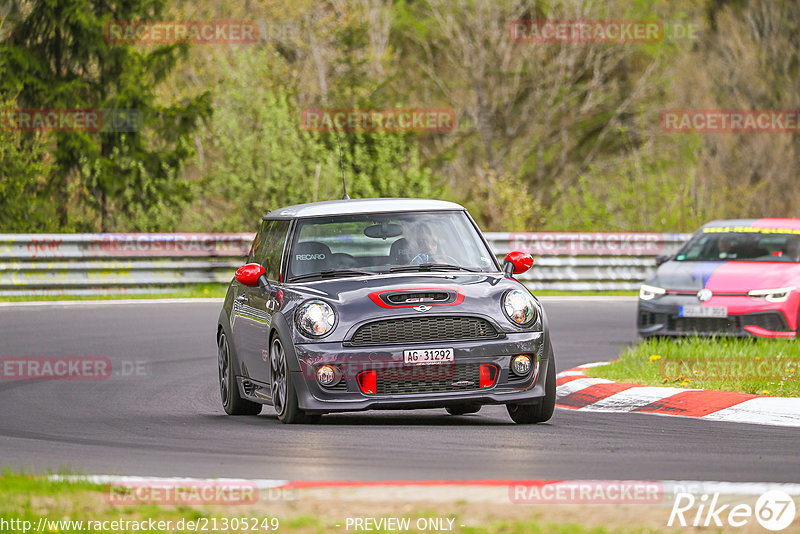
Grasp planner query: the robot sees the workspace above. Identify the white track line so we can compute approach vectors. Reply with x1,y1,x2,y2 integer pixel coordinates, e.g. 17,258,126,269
576,361,614,369
51,474,288,489
538,296,638,302
558,363,800,428
578,386,689,413
661,481,800,496
0,298,224,307
556,377,614,397
703,397,800,427
49,475,800,497
3,296,634,307
556,370,587,378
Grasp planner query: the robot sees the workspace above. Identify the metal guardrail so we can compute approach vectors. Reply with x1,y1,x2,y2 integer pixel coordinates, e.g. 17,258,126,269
485,232,691,291
0,234,252,296
0,232,691,296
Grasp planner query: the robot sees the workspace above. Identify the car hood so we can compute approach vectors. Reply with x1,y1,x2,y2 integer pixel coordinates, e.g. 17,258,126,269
649,261,800,293
282,272,537,342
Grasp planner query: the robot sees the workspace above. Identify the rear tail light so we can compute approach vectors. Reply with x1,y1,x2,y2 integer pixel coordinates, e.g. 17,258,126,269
357,370,377,394
479,364,498,389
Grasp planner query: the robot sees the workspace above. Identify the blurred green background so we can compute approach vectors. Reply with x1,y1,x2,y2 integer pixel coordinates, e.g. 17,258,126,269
1,0,798,234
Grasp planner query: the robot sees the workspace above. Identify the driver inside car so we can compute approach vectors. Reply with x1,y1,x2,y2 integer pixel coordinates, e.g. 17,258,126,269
410,221,443,264
716,234,739,259
782,236,800,261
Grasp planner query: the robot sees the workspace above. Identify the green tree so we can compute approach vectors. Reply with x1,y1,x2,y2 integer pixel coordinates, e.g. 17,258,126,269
193,47,437,231
0,0,210,231
0,94,54,232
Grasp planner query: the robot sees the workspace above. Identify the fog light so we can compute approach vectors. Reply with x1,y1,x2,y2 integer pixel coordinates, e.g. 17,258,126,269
316,365,338,387
511,355,532,376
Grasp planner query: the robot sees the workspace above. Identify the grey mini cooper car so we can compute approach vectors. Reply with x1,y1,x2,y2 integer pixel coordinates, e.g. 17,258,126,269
216,198,556,424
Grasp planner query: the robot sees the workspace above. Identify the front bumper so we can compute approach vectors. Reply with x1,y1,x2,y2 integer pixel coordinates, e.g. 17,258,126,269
638,295,797,338
289,332,550,413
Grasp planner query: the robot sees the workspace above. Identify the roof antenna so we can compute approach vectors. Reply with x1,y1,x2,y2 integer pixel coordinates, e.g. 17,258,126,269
337,133,350,200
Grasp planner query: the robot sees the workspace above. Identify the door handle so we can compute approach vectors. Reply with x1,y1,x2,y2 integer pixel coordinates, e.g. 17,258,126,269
236,294,248,303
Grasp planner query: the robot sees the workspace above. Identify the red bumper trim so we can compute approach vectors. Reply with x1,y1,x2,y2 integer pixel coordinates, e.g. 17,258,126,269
743,325,797,338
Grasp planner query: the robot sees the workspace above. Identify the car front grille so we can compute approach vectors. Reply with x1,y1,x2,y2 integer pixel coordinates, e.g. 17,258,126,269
326,380,348,391
349,316,499,346
669,316,740,334
744,312,791,332
375,363,482,395
639,312,658,327
667,312,790,335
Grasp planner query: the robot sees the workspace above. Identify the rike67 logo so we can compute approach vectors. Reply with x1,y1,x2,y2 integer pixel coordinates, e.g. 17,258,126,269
669,490,796,531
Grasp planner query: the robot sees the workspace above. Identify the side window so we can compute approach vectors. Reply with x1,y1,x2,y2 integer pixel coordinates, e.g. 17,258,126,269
679,235,707,260
248,221,270,264
256,220,290,280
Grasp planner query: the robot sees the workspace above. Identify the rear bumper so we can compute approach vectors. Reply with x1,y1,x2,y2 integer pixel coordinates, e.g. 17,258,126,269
290,332,551,412
637,295,797,338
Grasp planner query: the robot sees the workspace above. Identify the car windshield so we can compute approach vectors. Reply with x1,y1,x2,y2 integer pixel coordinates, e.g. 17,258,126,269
286,211,498,280
675,229,800,263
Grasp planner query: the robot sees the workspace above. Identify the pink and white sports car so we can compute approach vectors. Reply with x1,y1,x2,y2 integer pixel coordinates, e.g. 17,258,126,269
638,219,800,339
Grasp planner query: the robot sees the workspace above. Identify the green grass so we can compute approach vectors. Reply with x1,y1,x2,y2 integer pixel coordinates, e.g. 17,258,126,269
0,471,270,534
0,284,228,302
0,469,103,495
587,337,800,397
0,471,667,533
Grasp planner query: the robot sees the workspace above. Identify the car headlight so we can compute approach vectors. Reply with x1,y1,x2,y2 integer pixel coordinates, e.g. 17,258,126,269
296,300,336,337
748,287,795,303
639,284,666,301
503,289,537,326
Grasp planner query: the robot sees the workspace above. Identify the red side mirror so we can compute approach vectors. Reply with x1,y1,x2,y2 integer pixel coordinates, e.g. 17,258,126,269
235,263,266,287
503,251,534,276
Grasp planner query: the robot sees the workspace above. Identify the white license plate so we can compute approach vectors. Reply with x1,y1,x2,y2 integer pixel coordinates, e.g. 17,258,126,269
679,305,728,318
403,348,454,365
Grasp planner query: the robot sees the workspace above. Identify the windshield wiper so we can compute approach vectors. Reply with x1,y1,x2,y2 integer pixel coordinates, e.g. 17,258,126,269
289,269,375,282
388,263,480,273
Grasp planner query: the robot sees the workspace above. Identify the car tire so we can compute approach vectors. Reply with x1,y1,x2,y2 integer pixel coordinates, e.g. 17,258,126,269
445,404,481,416
218,332,262,416
270,336,320,424
506,344,556,424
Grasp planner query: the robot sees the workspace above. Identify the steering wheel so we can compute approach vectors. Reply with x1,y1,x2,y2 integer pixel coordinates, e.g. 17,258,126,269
435,254,461,265
411,253,460,265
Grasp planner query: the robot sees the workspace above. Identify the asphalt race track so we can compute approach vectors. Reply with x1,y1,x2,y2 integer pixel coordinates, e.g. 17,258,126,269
0,298,797,482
